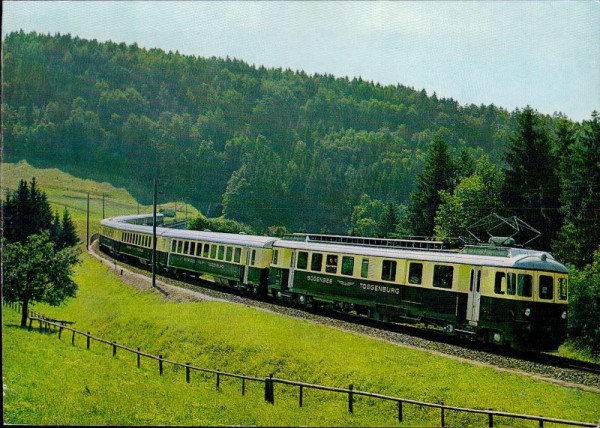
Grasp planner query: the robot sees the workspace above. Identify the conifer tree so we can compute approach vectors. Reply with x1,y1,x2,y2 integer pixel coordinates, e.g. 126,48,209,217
58,207,79,249
408,137,455,236
502,107,561,249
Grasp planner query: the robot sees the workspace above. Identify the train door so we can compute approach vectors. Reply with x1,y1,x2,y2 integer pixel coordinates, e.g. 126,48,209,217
243,249,250,284
467,268,482,324
287,251,296,291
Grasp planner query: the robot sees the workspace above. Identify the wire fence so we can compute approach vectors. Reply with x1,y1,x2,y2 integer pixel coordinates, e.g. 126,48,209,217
4,301,597,428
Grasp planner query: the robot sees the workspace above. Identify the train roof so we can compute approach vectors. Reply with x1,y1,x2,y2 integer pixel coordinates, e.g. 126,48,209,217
163,229,278,248
273,240,568,273
102,214,277,248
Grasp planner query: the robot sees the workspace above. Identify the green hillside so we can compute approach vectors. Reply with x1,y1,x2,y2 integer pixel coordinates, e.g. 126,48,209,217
3,31,516,232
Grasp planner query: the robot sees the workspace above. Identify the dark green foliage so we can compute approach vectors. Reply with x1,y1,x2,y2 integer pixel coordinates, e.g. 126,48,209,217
2,178,79,249
434,155,504,239
3,31,516,233
554,112,600,268
566,247,600,357
408,137,455,236
378,202,400,238
188,213,254,235
58,208,79,249
3,178,53,243
3,233,80,326
502,107,562,250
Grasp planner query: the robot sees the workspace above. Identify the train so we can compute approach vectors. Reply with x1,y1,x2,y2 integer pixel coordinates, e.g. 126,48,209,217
99,214,569,351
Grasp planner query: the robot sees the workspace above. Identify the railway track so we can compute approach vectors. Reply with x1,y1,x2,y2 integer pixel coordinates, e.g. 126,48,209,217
95,244,600,391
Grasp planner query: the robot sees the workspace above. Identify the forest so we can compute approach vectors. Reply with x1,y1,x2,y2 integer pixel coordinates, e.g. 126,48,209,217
2,31,599,266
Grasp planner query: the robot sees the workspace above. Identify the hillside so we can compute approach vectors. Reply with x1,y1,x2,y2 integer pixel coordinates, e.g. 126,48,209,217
3,31,519,232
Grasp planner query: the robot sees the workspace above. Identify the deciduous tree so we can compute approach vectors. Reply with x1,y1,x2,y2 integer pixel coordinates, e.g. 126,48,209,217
3,234,80,327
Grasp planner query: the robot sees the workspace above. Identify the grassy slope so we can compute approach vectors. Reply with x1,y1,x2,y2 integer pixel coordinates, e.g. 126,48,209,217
3,160,600,425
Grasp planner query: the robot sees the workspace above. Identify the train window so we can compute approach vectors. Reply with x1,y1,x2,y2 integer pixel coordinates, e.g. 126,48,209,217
226,247,233,262
297,251,308,269
210,245,217,259
507,273,516,295
234,248,241,263
408,263,423,285
203,243,209,258
251,250,256,265
189,242,196,255
539,275,554,300
326,255,338,273
218,245,225,260
195,243,202,256
272,250,279,265
361,258,369,278
382,260,397,282
342,256,354,276
517,274,532,297
171,240,177,252
311,253,323,272
494,272,506,294
184,241,189,254
558,278,568,300
177,241,183,253
433,265,453,289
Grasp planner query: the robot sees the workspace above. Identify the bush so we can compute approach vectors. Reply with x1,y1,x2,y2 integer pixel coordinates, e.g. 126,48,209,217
567,246,600,357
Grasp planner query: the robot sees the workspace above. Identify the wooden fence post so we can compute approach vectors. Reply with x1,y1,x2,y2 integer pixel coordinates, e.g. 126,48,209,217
87,332,91,350
441,401,445,427
348,384,354,414
28,318,33,331
58,326,63,340
186,363,190,384
216,370,220,390
159,355,163,375
299,385,303,408
264,374,274,404
137,348,141,368
71,330,75,345
112,341,117,357
242,378,246,396
488,410,493,427
398,401,403,423
539,418,544,427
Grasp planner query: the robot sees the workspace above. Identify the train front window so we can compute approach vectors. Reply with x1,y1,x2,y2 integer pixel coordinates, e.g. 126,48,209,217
382,260,397,282
341,256,354,276
311,253,323,272
539,275,554,300
408,263,423,285
297,251,308,269
433,265,453,289
517,274,532,297
326,255,338,273
558,278,568,300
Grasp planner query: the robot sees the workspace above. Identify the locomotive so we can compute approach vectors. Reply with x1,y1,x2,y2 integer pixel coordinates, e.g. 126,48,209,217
99,214,569,351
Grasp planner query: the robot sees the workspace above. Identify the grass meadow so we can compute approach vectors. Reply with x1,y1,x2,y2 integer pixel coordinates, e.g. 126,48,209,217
3,161,600,425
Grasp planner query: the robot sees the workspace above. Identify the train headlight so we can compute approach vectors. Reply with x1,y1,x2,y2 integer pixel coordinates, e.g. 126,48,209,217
524,308,531,317
493,332,503,344
561,311,567,320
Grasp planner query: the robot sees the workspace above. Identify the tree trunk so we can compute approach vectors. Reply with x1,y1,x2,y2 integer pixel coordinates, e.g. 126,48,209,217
21,298,29,327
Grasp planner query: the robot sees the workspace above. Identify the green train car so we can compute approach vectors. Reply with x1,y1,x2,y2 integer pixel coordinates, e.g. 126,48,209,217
100,215,569,351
